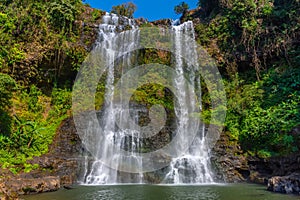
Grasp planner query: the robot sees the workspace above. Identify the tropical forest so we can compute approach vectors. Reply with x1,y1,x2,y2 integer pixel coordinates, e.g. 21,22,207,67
0,0,299,199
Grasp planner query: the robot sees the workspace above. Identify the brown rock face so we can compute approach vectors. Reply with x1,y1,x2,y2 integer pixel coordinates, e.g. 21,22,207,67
211,131,250,183
211,126,300,196
150,19,172,27
1,176,60,195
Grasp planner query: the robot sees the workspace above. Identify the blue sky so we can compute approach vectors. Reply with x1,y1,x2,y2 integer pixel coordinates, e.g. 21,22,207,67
84,0,198,21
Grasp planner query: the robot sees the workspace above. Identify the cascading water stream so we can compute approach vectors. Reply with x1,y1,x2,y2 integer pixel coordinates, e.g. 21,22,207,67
82,13,142,185
162,21,214,184
81,13,214,185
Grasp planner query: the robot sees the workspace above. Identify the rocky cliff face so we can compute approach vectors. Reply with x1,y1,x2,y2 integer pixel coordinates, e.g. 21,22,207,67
211,131,250,183
211,126,300,195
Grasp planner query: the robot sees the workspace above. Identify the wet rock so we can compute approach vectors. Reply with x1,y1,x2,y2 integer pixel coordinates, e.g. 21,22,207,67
211,131,250,182
268,173,300,194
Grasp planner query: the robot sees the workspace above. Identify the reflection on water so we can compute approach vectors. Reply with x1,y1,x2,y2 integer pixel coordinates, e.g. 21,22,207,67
23,184,299,200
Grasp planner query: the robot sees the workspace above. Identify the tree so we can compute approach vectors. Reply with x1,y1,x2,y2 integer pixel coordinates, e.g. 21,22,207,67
174,2,189,15
111,2,137,18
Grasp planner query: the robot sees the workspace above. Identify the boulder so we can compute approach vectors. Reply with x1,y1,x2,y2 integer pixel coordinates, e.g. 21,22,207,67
268,173,300,194
3,176,60,195
0,176,60,200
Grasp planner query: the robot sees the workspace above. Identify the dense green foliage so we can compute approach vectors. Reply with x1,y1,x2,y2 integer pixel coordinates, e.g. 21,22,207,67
197,0,219,16
195,0,299,78
224,68,300,156
0,73,16,136
0,0,103,173
0,84,72,173
193,0,300,156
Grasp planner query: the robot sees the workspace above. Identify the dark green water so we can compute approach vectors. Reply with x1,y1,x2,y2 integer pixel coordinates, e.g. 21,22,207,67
23,184,300,200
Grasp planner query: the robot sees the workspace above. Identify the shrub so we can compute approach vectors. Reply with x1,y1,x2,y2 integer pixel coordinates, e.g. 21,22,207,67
174,2,189,15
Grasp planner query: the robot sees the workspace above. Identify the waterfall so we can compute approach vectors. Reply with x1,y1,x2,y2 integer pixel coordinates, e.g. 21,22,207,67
82,13,142,185
80,14,214,185
162,21,214,184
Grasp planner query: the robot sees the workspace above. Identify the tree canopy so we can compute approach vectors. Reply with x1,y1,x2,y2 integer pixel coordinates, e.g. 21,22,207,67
111,2,137,18
174,2,189,15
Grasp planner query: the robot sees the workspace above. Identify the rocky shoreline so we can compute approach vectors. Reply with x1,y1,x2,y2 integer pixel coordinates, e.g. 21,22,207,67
1,118,299,199
212,127,300,195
